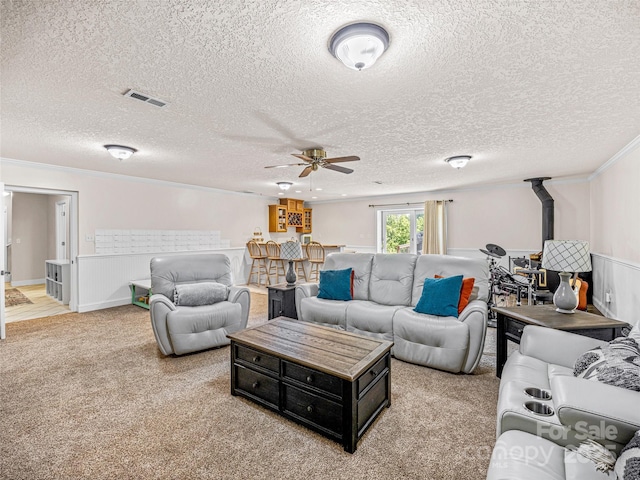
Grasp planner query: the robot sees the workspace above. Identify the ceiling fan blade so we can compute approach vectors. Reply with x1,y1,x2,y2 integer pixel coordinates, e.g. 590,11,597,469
324,156,360,164
323,163,354,174
264,163,307,169
299,166,313,178
291,154,314,163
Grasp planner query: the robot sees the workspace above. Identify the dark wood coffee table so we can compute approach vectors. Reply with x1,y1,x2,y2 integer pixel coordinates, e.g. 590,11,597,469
493,305,630,377
227,317,393,453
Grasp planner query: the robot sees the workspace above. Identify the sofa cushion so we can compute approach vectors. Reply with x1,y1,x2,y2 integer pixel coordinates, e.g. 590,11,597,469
323,253,373,301
174,282,228,306
299,296,349,329
393,307,469,372
318,268,353,301
151,254,233,300
414,275,463,317
412,254,489,305
345,301,398,343
369,254,416,306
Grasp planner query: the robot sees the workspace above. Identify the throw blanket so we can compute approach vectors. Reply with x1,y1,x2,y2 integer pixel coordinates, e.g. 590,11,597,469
174,282,228,306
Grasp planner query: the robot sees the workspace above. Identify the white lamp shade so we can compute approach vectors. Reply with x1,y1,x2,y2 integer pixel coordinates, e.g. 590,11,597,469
329,23,389,71
280,241,303,260
541,240,592,272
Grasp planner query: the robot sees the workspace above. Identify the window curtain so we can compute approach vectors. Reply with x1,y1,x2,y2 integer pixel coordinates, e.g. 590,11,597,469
422,200,447,255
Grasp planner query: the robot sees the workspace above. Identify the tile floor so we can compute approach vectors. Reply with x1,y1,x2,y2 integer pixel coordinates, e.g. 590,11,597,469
4,283,71,323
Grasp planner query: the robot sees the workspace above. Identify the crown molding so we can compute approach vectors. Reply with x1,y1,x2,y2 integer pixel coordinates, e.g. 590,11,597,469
588,134,640,181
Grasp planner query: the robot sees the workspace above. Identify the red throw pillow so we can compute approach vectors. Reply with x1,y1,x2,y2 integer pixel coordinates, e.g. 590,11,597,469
350,270,355,298
435,275,475,314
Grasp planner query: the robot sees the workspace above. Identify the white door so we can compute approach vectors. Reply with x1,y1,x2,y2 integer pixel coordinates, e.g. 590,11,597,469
1,182,6,339
56,201,67,260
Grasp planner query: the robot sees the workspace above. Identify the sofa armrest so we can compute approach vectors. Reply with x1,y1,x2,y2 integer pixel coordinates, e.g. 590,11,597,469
149,293,177,355
228,285,250,329
520,326,608,369
458,299,488,373
551,375,640,447
295,283,319,318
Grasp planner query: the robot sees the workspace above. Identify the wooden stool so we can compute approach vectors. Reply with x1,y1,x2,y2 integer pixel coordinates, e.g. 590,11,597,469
265,240,286,285
246,240,268,286
305,241,325,283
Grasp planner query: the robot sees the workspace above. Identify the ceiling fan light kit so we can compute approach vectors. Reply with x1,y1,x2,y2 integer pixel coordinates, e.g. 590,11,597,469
445,155,472,169
329,22,390,71
277,181,293,191
104,145,136,160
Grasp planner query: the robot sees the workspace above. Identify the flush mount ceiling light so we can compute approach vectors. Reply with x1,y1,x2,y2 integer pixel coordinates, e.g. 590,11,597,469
445,155,472,169
329,22,390,71
104,145,136,160
277,181,293,191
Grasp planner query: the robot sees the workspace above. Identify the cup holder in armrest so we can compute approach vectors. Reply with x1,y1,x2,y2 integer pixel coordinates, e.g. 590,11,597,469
524,387,552,400
523,401,554,416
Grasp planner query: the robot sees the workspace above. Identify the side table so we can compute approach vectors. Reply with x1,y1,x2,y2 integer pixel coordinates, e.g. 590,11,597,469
130,279,152,309
493,305,629,378
267,284,297,320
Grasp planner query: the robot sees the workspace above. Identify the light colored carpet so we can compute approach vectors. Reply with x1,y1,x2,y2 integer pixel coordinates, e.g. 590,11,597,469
0,293,505,479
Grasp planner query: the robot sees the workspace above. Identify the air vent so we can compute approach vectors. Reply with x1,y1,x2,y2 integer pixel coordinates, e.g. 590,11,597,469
123,89,169,108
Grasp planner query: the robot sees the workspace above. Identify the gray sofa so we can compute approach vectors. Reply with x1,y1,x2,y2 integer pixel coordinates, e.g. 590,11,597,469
488,325,640,479
149,254,250,356
295,253,490,373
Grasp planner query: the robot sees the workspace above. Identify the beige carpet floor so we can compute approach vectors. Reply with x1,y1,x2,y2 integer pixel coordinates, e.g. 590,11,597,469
0,293,506,480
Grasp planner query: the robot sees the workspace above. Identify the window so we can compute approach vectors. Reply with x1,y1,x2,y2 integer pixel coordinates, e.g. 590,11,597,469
377,209,424,254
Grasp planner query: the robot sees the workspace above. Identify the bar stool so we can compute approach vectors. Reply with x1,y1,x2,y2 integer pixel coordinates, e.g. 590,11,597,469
265,240,286,285
305,241,325,283
246,240,268,286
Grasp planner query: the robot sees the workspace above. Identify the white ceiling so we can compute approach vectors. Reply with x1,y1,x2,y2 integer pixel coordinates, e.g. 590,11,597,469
1,1,639,201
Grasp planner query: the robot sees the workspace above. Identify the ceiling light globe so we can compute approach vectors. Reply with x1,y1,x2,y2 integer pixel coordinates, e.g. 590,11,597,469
329,23,390,71
445,155,472,169
277,181,293,191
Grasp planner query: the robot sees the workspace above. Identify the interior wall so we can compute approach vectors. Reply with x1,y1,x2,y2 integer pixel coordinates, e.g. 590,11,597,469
310,179,591,252
1,161,277,256
11,192,49,284
590,144,640,263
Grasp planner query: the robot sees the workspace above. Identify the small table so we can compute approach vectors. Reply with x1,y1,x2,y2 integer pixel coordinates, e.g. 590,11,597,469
267,283,297,320
129,279,152,309
228,317,393,453
493,305,629,377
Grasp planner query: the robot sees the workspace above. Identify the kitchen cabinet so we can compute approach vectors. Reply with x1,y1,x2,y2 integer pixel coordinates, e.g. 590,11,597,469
281,198,304,213
269,204,288,232
297,208,312,233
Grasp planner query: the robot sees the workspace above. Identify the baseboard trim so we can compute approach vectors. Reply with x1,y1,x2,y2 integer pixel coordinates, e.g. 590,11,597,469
11,278,45,287
78,297,131,313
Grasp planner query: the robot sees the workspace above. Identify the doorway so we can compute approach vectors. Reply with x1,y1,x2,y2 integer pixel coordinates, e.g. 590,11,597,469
2,186,78,332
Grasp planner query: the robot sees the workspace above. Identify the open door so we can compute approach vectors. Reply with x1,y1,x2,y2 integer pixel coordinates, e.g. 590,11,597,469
1,181,6,339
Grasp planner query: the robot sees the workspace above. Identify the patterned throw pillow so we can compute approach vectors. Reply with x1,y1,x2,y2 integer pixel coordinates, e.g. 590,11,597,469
615,430,640,480
574,337,640,392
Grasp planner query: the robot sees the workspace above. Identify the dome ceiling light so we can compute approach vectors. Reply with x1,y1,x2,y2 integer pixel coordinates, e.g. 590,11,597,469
329,22,390,71
445,155,472,169
277,181,293,191
104,145,136,160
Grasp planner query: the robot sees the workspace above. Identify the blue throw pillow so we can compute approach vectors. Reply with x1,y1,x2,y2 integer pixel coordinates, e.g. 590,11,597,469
318,268,353,301
414,275,464,317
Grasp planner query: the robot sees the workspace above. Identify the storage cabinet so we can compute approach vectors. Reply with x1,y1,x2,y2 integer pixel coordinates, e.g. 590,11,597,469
297,208,312,233
281,198,304,213
45,260,70,304
268,204,288,232
267,284,297,319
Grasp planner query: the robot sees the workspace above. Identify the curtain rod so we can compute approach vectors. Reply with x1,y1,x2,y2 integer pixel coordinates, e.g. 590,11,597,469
368,200,453,208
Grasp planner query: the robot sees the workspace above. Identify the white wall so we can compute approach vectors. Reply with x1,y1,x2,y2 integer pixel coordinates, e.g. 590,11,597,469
11,192,48,284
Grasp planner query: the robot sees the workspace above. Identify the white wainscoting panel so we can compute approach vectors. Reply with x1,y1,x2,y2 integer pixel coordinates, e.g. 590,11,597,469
591,253,639,327
77,248,248,312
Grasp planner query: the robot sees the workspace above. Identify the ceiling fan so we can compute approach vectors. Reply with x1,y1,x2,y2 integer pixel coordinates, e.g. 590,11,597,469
264,148,360,177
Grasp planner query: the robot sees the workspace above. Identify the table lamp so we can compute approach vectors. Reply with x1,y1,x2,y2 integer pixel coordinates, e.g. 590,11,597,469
280,241,303,286
541,240,592,313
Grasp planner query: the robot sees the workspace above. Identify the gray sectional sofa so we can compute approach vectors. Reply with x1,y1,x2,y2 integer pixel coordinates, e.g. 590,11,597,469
295,252,490,374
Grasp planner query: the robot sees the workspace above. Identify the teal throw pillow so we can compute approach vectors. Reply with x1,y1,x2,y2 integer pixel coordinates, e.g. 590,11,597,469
414,275,464,318
318,268,353,301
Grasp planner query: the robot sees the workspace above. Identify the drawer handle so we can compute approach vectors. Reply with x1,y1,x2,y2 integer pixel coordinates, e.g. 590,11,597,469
307,405,314,413
370,370,379,377
517,329,523,334
252,381,259,389
253,356,260,363
306,375,314,383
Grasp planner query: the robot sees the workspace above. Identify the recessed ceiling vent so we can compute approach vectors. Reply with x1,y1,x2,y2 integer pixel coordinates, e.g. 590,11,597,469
123,89,168,108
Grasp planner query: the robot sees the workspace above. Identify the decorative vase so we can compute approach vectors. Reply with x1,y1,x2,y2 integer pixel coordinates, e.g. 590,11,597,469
553,272,578,313
285,260,296,286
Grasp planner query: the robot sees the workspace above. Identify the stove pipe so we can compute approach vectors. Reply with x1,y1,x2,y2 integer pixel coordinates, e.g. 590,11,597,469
524,177,554,248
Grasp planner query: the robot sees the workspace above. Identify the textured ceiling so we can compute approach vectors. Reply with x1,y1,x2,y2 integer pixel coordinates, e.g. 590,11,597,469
1,0,639,201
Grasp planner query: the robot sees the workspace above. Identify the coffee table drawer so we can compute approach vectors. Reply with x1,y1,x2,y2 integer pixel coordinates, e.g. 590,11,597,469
283,384,343,437
506,319,526,340
283,361,342,397
357,355,388,396
235,365,279,408
235,345,280,373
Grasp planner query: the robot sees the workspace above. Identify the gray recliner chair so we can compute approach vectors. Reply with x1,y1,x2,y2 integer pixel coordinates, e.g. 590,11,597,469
149,254,250,356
